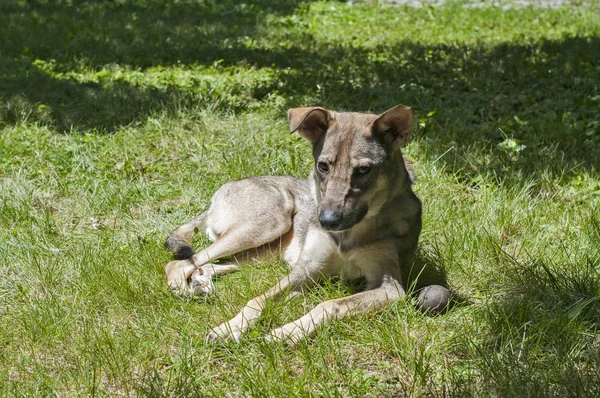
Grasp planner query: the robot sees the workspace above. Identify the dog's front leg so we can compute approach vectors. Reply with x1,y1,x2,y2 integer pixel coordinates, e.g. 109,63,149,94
206,269,313,343
266,275,405,345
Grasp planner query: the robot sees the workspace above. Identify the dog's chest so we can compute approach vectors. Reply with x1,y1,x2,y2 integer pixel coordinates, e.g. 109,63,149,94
325,235,368,279
301,227,383,280
318,248,363,280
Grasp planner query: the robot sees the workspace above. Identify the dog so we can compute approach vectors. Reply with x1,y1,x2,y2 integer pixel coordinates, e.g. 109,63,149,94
164,104,451,344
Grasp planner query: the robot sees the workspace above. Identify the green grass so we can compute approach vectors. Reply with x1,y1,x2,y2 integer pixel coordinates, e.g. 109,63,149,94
1,0,600,396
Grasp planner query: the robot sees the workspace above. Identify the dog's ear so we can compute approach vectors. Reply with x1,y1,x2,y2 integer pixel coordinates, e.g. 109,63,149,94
372,104,415,150
288,107,331,144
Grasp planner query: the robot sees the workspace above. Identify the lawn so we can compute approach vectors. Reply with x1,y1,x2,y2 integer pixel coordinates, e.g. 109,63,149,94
1,0,599,396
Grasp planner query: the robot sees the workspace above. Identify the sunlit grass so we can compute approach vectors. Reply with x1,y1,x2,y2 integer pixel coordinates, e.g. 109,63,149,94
1,0,599,396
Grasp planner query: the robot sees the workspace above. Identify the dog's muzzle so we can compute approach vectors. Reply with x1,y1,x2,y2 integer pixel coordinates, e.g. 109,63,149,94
318,209,343,230
318,204,368,231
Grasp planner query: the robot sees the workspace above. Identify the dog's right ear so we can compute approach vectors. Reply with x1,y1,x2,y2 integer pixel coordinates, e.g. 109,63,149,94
288,107,330,144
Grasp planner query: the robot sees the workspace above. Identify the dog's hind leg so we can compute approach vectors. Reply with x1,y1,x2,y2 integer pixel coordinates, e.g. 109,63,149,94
166,213,294,295
165,212,208,260
188,263,241,296
166,225,284,294
165,177,299,295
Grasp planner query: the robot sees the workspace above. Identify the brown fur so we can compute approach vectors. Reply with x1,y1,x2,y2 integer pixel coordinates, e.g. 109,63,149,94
164,104,450,344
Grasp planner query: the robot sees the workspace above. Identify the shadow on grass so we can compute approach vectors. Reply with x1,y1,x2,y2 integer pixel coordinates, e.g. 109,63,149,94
444,213,600,395
262,37,600,187
0,57,182,132
2,1,599,185
0,0,315,132
468,248,600,395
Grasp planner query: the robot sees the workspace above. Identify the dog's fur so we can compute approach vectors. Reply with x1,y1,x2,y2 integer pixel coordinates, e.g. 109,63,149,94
164,104,449,344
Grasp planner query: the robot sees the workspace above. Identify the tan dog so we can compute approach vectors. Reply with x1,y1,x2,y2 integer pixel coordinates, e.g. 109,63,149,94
165,104,450,344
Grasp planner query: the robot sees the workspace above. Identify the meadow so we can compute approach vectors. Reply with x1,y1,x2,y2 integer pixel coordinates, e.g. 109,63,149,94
1,0,599,396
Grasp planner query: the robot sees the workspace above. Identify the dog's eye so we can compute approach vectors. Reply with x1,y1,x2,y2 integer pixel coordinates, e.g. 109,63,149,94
317,161,329,174
356,166,371,175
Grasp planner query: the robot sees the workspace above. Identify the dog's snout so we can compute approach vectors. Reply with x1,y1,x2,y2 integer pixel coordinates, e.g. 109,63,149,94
319,209,343,230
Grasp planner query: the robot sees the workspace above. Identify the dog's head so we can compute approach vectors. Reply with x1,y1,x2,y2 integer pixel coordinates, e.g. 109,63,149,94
289,104,415,232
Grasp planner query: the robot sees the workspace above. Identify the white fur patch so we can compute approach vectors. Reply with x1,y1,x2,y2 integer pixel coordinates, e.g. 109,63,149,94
206,227,218,242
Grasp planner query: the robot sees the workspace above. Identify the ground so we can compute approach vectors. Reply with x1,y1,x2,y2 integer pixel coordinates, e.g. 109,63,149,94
1,0,599,396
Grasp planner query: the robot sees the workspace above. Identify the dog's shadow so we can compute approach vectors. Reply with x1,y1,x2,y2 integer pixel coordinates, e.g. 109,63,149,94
340,246,464,314
404,248,448,290
404,247,465,313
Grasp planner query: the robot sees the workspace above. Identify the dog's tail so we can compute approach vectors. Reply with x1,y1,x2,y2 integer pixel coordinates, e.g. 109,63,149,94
165,212,208,260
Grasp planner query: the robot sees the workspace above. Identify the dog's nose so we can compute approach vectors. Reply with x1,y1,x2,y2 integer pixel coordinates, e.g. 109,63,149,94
319,209,343,230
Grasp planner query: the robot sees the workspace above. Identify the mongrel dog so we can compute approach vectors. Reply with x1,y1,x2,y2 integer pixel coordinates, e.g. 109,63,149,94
164,104,450,344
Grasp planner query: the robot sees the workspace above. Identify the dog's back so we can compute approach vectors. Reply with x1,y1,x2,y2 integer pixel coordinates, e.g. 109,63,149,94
165,176,314,262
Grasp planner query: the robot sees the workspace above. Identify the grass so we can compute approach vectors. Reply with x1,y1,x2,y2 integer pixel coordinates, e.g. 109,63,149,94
1,0,600,396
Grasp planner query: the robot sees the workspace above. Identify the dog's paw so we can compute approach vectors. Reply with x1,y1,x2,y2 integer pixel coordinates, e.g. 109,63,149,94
190,279,214,297
189,269,215,297
265,324,304,345
165,260,198,297
206,323,242,343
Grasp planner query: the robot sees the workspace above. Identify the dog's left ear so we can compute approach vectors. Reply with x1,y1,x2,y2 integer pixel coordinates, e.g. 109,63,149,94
372,104,415,150
288,107,331,144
